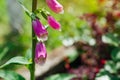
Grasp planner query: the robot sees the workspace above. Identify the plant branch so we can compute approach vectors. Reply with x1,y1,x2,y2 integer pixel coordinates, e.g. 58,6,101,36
30,0,37,80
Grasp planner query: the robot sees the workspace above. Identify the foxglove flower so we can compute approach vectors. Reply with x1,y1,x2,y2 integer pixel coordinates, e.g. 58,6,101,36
35,42,47,65
32,18,48,41
47,15,61,31
46,0,64,14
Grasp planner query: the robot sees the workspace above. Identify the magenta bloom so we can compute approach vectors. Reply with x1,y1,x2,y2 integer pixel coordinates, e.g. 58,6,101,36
46,0,64,14
35,42,47,65
32,18,48,41
47,15,61,30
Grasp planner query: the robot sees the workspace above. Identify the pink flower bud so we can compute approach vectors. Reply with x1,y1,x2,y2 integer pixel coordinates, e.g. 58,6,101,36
47,15,61,31
32,18,48,41
35,42,47,65
46,0,64,14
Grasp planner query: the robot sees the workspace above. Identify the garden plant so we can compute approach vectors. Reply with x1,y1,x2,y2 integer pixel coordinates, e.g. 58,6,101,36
0,0,120,80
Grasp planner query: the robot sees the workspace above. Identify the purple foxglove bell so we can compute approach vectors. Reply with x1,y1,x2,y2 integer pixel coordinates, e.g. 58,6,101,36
47,15,61,31
32,18,48,41
35,42,47,65
46,0,64,14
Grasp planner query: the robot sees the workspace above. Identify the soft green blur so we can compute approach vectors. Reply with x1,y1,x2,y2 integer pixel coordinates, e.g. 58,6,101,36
0,0,99,66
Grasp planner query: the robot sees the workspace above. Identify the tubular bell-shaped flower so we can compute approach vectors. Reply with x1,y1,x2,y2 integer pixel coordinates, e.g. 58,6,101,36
35,42,47,65
32,18,48,41
47,15,61,30
46,0,64,14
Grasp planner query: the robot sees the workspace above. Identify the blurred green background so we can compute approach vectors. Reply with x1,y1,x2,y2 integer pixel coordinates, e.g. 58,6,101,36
0,0,99,65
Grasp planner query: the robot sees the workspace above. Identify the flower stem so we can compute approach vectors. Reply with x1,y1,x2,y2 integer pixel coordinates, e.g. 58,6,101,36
30,0,37,80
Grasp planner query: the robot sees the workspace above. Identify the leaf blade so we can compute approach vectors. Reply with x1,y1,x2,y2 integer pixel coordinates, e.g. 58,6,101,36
0,56,31,68
0,70,25,80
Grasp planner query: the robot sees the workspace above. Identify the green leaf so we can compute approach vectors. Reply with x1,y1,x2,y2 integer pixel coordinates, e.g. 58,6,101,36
95,74,120,80
102,33,119,47
111,48,120,61
0,47,9,61
40,11,48,20
104,61,117,73
95,69,120,80
96,69,109,77
25,48,32,60
0,56,31,68
18,1,32,18
116,62,120,70
34,8,49,20
45,73,76,80
0,70,25,80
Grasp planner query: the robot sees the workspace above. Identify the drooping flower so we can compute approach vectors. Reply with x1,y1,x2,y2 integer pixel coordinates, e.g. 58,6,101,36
47,15,61,31
46,0,64,14
32,18,48,41
35,42,47,65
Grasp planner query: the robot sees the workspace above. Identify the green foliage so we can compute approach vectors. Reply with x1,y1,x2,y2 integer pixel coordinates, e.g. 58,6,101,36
96,48,120,79
24,48,32,60
0,56,31,68
111,48,120,61
102,33,120,47
0,47,9,61
104,61,117,73
0,70,25,80
45,73,76,80
1,0,120,79
95,69,120,80
19,1,32,18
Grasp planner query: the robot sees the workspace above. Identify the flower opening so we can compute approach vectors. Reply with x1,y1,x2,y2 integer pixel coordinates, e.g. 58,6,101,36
32,18,48,41
35,42,47,65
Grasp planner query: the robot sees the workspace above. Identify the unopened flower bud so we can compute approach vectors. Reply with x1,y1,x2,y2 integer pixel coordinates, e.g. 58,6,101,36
47,15,61,31
46,0,64,14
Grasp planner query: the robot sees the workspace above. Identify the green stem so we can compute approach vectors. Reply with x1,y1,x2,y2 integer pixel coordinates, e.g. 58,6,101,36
30,0,37,80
